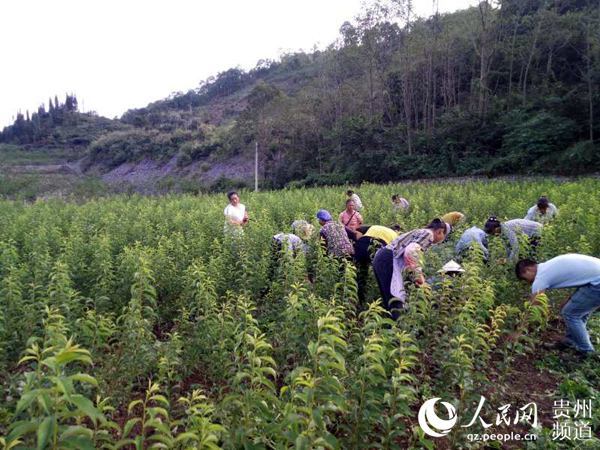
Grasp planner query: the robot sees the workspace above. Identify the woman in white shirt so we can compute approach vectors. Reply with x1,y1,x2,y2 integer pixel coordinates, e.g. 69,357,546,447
224,191,248,234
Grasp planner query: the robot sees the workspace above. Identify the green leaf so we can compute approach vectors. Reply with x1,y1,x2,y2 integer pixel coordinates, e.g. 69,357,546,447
50,375,74,399
59,425,94,439
149,394,169,406
128,399,143,414
173,432,198,443
15,390,39,415
123,418,141,437
36,416,55,450
295,435,310,450
69,373,98,386
113,438,136,449
58,436,95,450
7,420,38,443
70,394,103,423
147,433,174,445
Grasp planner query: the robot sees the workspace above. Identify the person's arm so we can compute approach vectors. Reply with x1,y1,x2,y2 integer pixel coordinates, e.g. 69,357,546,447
479,235,490,260
524,206,535,221
403,242,425,285
224,206,243,225
356,212,363,226
357,225,370,234
319,228,328,250
345,226,358,241
504,227,519,262
242,210,249,225
227,215,244,225
528,290,546,305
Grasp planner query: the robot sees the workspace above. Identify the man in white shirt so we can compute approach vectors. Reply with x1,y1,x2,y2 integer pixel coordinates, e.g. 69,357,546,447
516,254,600,357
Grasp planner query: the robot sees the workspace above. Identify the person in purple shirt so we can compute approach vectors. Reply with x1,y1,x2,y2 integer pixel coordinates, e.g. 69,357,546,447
516,254,600,358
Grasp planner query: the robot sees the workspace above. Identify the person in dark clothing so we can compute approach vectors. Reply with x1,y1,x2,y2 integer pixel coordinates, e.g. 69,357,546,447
372,219,449,320
353,225,401,304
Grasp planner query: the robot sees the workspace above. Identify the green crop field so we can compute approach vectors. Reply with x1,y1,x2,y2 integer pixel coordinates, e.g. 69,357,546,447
0,178,599,449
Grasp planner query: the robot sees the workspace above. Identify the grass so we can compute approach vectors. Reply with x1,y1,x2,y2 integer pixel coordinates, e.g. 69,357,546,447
0,144,80,165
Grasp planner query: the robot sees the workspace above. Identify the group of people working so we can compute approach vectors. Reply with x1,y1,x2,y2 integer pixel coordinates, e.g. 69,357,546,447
224,190,599,360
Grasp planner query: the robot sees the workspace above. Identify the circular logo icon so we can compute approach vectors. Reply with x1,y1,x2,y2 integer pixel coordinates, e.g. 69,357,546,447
418,398,458,438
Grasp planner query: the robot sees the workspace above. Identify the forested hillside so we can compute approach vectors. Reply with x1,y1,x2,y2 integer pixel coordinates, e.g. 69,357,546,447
1,0,599,191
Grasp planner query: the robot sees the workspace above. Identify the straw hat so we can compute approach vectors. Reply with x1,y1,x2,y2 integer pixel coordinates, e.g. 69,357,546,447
438,260,465,274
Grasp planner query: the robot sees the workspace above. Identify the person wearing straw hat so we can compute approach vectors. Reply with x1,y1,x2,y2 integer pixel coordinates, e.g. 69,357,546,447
427,260,466,288
439,260,465,276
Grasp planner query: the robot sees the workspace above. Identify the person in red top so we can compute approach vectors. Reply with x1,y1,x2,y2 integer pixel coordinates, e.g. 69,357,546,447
339,199,363,235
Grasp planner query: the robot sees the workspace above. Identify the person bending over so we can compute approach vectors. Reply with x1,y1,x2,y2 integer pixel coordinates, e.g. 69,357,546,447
372,218,450,320
516,254,600,359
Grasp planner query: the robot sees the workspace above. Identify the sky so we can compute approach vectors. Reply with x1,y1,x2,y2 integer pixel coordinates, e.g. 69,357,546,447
0,0,475,128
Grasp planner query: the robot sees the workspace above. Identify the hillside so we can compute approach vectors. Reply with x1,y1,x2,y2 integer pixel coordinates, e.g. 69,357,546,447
1,0,599,197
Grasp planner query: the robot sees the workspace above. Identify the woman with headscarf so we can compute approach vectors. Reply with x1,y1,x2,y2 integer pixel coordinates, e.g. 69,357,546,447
317,209,354,258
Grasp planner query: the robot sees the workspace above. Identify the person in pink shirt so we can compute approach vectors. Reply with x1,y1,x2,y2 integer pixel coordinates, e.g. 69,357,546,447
339,199,363,234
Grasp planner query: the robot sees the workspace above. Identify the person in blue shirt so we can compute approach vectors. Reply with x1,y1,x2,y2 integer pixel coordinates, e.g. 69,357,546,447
455,226,489,261
516,254,600,357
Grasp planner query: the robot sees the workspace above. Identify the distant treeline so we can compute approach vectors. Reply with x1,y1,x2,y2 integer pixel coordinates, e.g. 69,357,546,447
2,0,599,188
0,94,127,150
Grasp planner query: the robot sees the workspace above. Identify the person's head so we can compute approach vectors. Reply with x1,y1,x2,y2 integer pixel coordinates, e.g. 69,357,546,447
444,212,465,226
392,194,398,202
227,190,239,205
316,209,332,225
345,199,355,211
484,216,502,235
537,196,549,214
391,224,401,232
426,218,450,243
346,190,354,197
292,220,314,240
515,259,538,283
